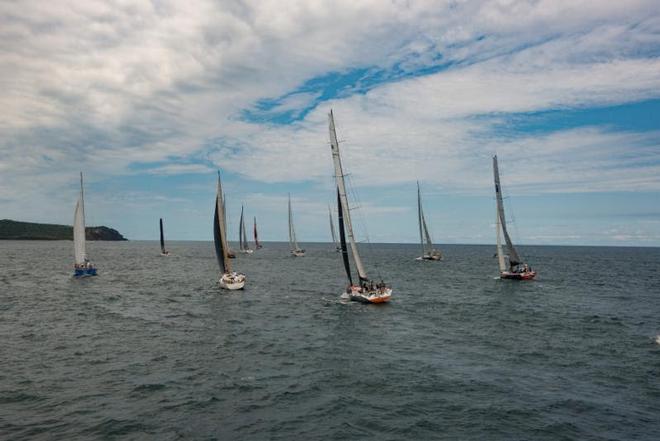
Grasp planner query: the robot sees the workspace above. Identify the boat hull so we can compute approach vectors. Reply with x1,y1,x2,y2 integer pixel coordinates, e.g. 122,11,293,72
240,249,254,254
74,267,97,278
160,251,171,256
416,254,442,261
219,273,246,290
291,249,305,257
500,270,536,280
341,286,392,303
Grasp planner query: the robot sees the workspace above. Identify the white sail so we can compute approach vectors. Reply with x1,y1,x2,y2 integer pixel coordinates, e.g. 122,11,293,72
493,155,522,267
328,205,339,248
329,110,368,281
288,194,300,251
73,172,87,265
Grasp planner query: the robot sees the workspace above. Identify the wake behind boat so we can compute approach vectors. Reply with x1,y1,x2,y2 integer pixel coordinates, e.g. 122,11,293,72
73,172,97,278
329,110,391,303
415,181,442,261
159,218,171,256
214,171,245,290
493,155,536,280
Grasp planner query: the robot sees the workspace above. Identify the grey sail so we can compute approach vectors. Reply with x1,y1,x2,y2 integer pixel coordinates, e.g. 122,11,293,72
493,155,521,267
417,181,438,256
328,205,339,249
159,218,166,253
329,109,368,281
238,205,249,251
214,171,231,274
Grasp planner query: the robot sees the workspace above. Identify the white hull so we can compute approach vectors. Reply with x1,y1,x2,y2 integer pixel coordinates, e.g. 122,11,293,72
219,273,246,290
415,253,442,261
160,251,171,256
291,249,305,257
240,249,254,254
340,286,392,303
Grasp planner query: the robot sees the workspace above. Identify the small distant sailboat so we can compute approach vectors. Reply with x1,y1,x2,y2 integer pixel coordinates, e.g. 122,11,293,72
330,110,391,303
159,218,171,256
493,155,536,280
288,194,305,256
238,206,253,254
253,216,263,249
73,172,97,277
415,181,442,261
328,205,340,252
214,171,245,290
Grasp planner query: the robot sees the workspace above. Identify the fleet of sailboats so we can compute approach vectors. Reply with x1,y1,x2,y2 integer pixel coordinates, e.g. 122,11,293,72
159,218,170,256
214,171,246,290
73,172,97,278
416,181,442,261
288,194,305,257
493,155,536,280
329,110,392,303
66,113,540,290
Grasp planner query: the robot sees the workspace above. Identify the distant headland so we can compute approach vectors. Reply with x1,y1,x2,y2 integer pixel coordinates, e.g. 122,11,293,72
0,219,127,241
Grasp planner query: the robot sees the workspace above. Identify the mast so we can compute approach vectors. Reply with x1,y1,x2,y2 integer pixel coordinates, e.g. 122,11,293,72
328,205,339,248
73,172,87,265
253,217,260,248
214,171,230,273
337,188,353,285
159,218,165,253
493,155,522,268
329,109,368,281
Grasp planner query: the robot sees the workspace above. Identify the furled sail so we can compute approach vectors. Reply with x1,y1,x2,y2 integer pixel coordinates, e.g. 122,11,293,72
159,218,166,253
337,188,353,285
214,171,230,274
329,109,368,282
493,155,522,268
73,172,87,265
239,206,247,251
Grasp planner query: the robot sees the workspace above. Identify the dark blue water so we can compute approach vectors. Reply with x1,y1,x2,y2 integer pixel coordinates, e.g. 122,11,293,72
2,241,660,440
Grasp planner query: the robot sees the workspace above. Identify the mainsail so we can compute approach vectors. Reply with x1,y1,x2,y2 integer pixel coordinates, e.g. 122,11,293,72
238,205,249,251
73,172,87,265
417,181,435,256
214,171,231,274
337,188,353,285
253,217,261,248
159,218,166,253
329,109,368,281
288,194,300,251
493,155,522,268
328,205,339,249
496,208,506,272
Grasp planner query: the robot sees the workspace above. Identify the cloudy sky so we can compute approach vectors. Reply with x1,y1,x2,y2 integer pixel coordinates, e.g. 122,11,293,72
1,0,659,245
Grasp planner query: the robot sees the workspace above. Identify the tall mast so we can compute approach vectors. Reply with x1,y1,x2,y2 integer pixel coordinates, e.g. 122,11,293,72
329,109,368,281
493,155,521,268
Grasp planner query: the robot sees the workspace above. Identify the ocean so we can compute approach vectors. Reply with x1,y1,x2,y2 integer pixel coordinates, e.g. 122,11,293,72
1,240,660,440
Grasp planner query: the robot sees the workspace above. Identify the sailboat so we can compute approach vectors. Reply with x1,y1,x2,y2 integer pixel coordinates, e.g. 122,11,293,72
73,172,97,277
253,217,263,249
329,110,391,303
415,181,442,261
159,218,171,256
214,171,246,289
288,194,305,256
238,205,253,254
328,205,340,252
493,155,536,280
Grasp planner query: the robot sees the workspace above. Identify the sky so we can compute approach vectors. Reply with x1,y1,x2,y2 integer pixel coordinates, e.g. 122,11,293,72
1,0,659,246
